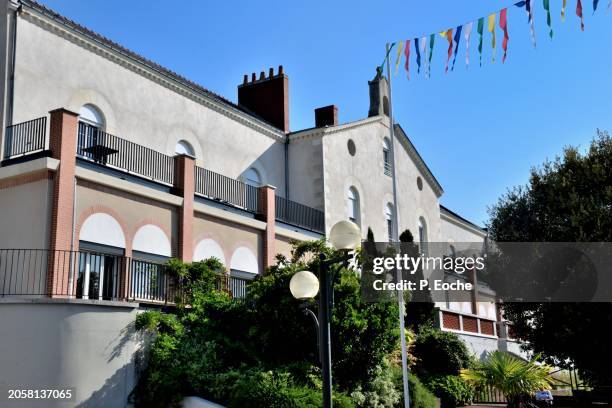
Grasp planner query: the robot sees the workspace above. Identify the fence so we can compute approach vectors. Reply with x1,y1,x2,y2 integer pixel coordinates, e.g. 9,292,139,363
474,385,506,404
229,275,251,299
77,122,175,185
3,117,48,160
275,195,325,233
194,166,259,213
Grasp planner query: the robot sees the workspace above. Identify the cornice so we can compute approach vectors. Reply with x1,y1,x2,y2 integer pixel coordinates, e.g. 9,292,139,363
440,209,487,237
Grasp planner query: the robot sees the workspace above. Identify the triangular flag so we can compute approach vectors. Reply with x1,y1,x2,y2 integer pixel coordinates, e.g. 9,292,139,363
395,41,403,74
500,8,510,63
414,38,421,74
477,17,485,66
577,0,585,30
464,22,474,68
404,40,411,80
543,0,553,39
420,37,428,78
428,34,435,77
488,13,496,63
444,28,454,73
562,0,567,20
452,25,463,71
594,0,600,12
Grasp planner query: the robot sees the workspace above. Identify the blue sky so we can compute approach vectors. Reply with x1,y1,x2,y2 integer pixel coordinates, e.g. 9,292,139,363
41,0,612,226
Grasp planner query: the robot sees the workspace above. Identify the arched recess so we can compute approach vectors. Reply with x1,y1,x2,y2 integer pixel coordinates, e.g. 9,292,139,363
175,140,195,157
132,224,172,257
230,246,259,275
194,239,226,265
68,89,116,133
79,213,126,248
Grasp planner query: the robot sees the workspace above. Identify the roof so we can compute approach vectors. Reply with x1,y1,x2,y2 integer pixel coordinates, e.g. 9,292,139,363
439,204,487,234
19,0,285,135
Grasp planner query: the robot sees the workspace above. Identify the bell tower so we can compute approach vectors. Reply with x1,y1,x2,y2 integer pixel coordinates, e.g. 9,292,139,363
368,67,390,118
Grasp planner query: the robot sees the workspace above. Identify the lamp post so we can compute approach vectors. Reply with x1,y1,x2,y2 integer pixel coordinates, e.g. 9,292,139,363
289,220,361,408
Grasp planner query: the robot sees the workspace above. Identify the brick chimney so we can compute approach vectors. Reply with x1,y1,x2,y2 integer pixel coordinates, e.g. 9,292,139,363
314,105,338,128
238,65,289,132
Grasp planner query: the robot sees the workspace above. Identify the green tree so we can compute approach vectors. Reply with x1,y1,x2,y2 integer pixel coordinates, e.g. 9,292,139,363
412,328,473,378
487,131,612,385
461,351,554,408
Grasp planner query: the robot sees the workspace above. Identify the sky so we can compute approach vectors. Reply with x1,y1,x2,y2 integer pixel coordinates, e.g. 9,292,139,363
40,0,612,226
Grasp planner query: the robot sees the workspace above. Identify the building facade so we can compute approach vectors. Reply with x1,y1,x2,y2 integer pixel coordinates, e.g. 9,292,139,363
0,1,518,406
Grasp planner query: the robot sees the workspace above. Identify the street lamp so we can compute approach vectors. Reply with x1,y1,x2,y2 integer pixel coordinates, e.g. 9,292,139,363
289,220,361,408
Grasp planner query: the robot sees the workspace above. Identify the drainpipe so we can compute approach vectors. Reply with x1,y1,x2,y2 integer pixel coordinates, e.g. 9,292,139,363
284,134,289,199
6,1,20,127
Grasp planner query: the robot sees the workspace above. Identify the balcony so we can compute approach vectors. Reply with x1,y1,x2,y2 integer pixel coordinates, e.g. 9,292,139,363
275,195,325,233
2,117,48,164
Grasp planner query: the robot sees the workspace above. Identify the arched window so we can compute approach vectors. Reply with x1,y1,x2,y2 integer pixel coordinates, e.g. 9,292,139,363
383,96,390,116
347,187,360,225
385,203,394,242
244,168,261,187
194,239,226,265
418,217,428,256
79,104,104,129
383,138,392,176
175,140,195,157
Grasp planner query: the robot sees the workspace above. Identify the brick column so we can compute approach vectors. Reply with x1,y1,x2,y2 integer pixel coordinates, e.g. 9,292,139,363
174,154,195,262
47,108,79,297
257,185,276,271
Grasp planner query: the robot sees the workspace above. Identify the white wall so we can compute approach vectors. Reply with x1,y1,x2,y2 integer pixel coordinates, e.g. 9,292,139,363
0,301,143,407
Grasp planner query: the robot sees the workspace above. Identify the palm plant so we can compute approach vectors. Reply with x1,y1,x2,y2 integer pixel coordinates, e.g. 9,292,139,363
460,351,554,408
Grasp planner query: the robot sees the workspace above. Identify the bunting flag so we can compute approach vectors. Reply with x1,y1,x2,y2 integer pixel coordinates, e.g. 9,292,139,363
477,17,485,66
428,33,435,77
488,13,496,63
464,22,474,68
562,0,567,20
594,0,600,12
543,0,553,38
414,38,422,73
420,37,428,77
527,0,537,47
404,40,411,79
451,25,463,71
577,0,585,30
500,8,510,63
395,41,404,73
444,28,454,73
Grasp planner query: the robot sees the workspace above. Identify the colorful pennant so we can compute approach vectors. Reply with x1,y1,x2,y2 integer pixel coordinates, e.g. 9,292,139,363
414,38,422,73
420,37,428,77
404,40,410,79
488,13,496,63
464,22,474,68
395,41,403,73
577,0,585,30
477,17,484,67
500,8,510,63
444,28,454,73
428,33,435,77
543,0,554,38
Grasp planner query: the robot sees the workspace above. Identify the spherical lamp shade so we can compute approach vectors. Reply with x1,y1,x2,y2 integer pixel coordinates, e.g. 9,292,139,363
329,220,362,250
289,271,319,300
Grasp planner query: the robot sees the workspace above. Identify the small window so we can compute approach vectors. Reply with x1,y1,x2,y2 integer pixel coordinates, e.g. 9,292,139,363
383,138,392,176
418,217,428,256
244,168,261,187
347,139,356,156
347,187,360,225
79,104,104,129
417,176,423,191
175,140,195,157
385,203,394,242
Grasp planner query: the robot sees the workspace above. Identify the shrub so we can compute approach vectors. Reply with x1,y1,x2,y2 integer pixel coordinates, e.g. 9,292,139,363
425,375,475,408
413,328,473,378
408,374,438,408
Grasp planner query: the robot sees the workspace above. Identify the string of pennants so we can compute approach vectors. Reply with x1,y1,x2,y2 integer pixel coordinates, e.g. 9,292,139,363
389,0,607,79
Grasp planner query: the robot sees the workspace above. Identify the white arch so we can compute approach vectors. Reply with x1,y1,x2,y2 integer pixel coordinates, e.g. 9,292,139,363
175,140,195,157
230,246,258,274
80,213,125,248
194,239,226,265
79,104,105,128
132,224,171,257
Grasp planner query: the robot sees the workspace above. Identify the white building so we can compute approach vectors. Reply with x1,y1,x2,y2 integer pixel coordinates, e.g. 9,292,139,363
0,1,516,406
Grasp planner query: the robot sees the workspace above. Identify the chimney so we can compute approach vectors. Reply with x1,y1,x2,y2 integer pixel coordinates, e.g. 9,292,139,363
314,105,338,128
238,65,289,132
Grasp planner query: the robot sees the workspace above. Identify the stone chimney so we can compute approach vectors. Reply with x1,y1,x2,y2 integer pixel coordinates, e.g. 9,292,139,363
368,68,390,118
238,65,289,132
314,105,338,128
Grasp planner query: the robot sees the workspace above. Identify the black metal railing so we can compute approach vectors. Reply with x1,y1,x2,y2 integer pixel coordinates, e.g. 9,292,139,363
3,117,48,159
275,195,325,233
0,249,178,304
194,166,259,213
77,122,175,185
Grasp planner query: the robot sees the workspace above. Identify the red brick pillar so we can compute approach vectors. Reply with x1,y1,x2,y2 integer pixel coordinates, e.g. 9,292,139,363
258,185,276,271
174,154,195,262
47,108,79,297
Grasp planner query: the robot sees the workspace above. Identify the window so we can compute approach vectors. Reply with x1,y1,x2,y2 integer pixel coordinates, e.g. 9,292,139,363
347,139,356,156
79,104,104,129
385,203,394,242
347,187,360,225
418,217,428,256
244,168,261,187
175,140,195,157
383,138,392,176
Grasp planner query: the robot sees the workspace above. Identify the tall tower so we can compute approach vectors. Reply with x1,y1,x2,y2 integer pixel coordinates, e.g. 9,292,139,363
368,68,390,118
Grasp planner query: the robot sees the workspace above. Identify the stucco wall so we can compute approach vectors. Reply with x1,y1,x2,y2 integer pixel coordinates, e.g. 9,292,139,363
0,300,142,407
75,180,177,255
287,135,323,210
457,332,499,360
10,13,287,196
0,177,52,248
440,215,486,243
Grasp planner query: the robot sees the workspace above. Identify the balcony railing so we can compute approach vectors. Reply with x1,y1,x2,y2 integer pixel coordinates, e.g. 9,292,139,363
275,195,325,233
77,122,175,185
3,117,48,160
194,166,259,213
